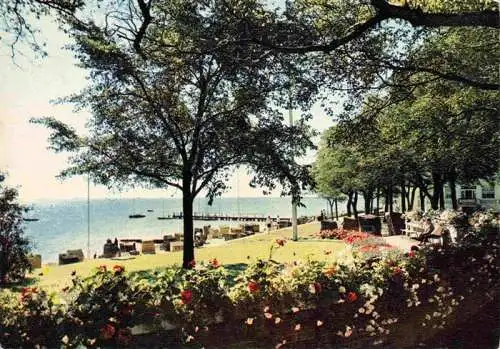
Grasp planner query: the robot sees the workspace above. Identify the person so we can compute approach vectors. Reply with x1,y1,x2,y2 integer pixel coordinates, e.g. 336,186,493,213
266,216,272,232
417,218,434,243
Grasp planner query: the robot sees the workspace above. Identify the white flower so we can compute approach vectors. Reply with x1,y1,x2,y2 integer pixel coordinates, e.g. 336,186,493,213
338,286,346,293
366,325,375,332
61,335,69,345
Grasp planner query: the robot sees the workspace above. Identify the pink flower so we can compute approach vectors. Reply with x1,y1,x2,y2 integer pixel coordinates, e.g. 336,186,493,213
181,289,193,304
188,260,196,268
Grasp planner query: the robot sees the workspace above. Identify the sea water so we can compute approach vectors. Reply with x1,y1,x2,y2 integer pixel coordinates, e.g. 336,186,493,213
23,196,355,263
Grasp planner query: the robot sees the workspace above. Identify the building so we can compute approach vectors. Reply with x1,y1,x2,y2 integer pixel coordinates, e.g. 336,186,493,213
444,179,500,210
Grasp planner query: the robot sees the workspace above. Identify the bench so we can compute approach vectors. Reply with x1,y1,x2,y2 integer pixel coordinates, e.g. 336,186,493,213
141,241,156,254
170,241,183,252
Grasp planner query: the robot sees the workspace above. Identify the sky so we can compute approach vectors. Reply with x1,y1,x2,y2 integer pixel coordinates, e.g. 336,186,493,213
0,15,335,203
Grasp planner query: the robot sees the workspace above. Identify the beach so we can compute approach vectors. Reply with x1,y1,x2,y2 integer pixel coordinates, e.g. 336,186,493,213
23,196,353,263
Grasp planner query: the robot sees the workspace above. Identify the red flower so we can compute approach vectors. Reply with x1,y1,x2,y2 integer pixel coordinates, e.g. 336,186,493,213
209,258,220,268
181,289,193,304
113,265,125,274
98,265,107,272
314,282,322,293
20,287,38,302
408,251,416,258
119,304,133,317
392,267,403,278
100,324,116,340
247,281,260,293
117,328,132,345
323,266,336,277
276,239,286,247
346,291,358,303
188,260,196,268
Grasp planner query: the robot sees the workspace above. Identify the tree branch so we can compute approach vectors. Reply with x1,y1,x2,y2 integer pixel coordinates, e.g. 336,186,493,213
371,0,499,29
133,0,152,57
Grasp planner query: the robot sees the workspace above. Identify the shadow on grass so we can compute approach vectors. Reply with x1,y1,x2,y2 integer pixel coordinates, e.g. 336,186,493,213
223,263,248,286
1,277,40,292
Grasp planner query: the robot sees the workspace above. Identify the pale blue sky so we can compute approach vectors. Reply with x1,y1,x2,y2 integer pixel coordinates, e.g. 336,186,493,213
0,16,334,203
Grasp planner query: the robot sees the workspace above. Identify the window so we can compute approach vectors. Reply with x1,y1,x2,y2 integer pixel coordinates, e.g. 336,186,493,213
460,186,476,200
482,184,495,199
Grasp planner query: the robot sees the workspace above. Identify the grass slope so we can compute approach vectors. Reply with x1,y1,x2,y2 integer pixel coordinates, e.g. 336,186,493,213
26,222,348,292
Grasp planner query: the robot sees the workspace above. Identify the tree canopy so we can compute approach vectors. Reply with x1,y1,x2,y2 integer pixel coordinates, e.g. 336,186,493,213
35,0,314,267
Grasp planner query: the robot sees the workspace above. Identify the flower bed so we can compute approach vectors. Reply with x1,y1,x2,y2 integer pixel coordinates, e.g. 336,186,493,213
0,235,498,348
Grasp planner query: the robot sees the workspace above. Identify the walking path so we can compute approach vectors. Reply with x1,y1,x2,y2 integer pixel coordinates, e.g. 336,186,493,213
383,235,419,252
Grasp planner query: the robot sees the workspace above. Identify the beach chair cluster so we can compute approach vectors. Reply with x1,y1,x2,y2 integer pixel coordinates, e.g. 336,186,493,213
212,223,260,241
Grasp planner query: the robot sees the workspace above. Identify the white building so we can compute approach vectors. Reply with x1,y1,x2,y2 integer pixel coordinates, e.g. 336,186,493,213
444,179,500,210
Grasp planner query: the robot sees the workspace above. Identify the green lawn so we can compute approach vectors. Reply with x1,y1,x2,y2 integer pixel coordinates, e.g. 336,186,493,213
22,222,348,292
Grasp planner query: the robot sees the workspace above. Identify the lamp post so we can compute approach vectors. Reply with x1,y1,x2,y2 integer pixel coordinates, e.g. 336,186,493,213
289,89,298,241
87,174,90,259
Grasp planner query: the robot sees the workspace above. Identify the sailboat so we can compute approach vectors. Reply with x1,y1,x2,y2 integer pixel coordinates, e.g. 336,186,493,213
128,199,146,219
23,217,40,222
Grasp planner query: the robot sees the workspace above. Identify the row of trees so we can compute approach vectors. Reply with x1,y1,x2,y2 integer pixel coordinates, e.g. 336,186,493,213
1,0,497,266
312,27,499,217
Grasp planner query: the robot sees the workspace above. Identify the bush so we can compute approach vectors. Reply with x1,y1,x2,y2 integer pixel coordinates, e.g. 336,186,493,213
0,236,498,348
0,185,32,286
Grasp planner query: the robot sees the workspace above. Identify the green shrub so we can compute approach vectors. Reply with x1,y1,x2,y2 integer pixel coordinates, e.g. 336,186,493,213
0,234,498,348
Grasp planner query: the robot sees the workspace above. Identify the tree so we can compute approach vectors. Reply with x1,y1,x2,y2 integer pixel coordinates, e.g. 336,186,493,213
312,127,366,218
0,179,32,286
211,0,498,95
35,0,314,268
311,134,346,219
0,0,82,57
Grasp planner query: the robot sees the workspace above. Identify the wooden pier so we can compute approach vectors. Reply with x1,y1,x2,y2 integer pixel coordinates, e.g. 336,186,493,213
163,213,290,222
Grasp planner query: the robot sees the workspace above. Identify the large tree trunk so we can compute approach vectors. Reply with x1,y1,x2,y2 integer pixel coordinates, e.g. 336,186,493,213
388,186,394,213
420,188,425,211
335,198,338,220
182,175,195,269
401,180,407,213
449,173,458,210
363,190,372,214
327,199,334,219
347,191,353,217
439,186,445,210
352,191,358,218
384,192,389,212
430,172,443,210
408,186,417,211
